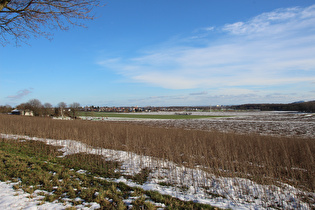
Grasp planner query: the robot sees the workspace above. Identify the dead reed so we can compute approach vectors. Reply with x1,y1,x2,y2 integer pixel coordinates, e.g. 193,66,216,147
0,114,314,192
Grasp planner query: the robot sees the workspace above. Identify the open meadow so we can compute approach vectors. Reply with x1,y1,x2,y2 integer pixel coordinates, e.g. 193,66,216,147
0,111,314,209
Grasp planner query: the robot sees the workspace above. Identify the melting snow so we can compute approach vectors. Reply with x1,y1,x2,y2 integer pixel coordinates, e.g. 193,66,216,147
0,133,314,209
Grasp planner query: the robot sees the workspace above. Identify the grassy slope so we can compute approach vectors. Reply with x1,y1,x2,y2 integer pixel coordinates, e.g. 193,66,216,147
0,138,218,209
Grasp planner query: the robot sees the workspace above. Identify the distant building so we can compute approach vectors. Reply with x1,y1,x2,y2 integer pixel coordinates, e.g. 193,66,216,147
11,109,34,116
11,109,21,115
23,110,34,116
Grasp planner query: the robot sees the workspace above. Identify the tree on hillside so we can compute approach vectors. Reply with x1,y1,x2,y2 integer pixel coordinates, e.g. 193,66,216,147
0,0,100,45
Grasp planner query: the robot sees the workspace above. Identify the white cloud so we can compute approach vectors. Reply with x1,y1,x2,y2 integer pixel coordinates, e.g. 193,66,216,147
190,91,208,96
7,89,33,100
222,5,315,36
124,87,311,106
132,72,199,89
97,58,121,67
205,26,215,31
99,4,315,98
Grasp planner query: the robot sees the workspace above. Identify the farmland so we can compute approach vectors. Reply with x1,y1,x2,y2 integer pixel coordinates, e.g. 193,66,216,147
133,111,315,139
0,111,314,209
77,111,227,120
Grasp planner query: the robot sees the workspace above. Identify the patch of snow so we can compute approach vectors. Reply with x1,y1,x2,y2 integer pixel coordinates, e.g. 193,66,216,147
0,181,73,209
76,169,87,174
1,133,314,209
0,181,100,209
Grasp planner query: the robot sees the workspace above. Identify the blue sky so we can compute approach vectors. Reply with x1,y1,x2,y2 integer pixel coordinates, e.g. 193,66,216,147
1,0,315,107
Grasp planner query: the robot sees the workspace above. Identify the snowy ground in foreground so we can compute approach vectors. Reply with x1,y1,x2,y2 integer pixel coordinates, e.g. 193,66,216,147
0,181,100,210
1,133,314,209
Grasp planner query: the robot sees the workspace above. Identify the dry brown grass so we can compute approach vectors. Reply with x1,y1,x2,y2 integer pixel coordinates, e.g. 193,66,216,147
0,114,314,192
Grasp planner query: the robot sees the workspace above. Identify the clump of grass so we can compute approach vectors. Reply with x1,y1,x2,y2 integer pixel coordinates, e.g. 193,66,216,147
125,167,151,185
131,195,157,210
62,153,121,179
145,190,217,209
158,181,173,187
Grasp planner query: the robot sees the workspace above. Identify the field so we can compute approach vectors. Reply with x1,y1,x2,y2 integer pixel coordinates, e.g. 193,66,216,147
132,111,315,138
77,111,227,120
0,111,314,209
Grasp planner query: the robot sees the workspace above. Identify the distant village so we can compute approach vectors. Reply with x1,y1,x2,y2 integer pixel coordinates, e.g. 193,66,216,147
0,104,229,117
82,105,220,113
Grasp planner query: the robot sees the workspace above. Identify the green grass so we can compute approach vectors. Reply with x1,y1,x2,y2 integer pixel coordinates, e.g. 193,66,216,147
0,138,219,209
78,111,226,120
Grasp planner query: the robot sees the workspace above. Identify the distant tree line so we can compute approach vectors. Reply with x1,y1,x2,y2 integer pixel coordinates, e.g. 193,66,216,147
229,101,315,113
1,100,315,115
0,104,12,113
0,99,81,117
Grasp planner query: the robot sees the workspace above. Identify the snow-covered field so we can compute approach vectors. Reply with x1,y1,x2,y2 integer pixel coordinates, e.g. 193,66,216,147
80,111,315,138
1,129,314,209
130,111,315,139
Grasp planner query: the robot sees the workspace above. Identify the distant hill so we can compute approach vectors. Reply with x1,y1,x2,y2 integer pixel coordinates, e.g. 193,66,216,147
291,101,305,104
229,100,315,113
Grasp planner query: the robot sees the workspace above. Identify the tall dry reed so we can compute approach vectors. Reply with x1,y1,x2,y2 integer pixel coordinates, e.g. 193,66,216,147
0,114,314,191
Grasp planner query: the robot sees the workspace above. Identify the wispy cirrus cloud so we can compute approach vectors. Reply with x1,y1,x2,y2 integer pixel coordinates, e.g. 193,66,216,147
122,89,303,106
7,88,33,100
98,4,315,99
222,5,315,36
190,91,208,96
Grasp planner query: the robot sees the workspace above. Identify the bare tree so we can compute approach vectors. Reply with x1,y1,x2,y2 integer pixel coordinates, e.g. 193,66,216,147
57,101,67,117
26,98,43,116
58,101,67,109
43,102,52,109
0,0,100,45
0,104,12,113
43,102,54,116
69,102,80,118
16,102,27,110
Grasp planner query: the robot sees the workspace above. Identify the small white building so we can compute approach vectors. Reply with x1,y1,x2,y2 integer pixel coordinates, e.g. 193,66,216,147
23,110,34,116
